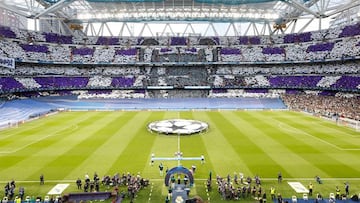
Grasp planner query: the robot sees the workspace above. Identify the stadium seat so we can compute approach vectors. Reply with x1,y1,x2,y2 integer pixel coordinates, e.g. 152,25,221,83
292,195,297,203
303,193,308,200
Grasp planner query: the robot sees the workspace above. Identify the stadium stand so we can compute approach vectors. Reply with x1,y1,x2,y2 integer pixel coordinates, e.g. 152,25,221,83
0,22,360,64
282,94,360,121
0,99,55,128
0,21,359,124
0,0,359,202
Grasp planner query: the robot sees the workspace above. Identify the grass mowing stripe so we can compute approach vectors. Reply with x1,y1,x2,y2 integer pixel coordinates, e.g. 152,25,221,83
264,112,360,178
301,121,360,149
0,112,97,180
222,111,317,178
0,124,79,154
105,111,155,175
305,119,359,138
145,111,185,177
300,113,358,135
272,112,360,152
186,111,219,201
0,112,75,137
0,112,92,151
290,113,360,148
204,111,254,177
21,112,123,180
275,112,360,150
276,119,344,150
241,111,332,178
255,111,360,175
144,111,181,201
228,111,293,177
149,111,211,202
178,112,208,175
189,111,229,178
183,111,216,178
314,129,360,149
0,113,93,153
0,110,359,202
62,112,138,180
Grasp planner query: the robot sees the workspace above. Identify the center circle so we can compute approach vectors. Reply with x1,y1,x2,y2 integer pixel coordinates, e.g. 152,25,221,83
148,119,208,135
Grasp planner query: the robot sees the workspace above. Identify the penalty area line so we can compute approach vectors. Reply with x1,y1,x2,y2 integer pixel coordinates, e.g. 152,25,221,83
277,122,360,151
0,125,79,154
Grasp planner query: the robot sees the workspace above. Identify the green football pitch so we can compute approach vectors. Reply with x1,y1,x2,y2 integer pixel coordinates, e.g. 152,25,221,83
0,110,359,202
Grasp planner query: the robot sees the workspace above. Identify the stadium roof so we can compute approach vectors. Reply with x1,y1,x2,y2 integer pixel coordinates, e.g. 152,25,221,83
0,0,359,36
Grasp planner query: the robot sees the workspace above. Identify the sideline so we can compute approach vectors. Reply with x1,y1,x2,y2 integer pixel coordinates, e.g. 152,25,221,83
1,177,360,184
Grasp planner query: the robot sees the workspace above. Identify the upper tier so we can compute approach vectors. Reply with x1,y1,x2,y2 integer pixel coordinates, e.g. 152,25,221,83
0,22,360,64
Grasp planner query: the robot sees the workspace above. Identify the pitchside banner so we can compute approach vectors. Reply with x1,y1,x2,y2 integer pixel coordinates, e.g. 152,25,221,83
0,57,15,69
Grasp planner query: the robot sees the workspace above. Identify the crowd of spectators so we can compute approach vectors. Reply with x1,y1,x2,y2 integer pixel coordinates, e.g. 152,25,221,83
1,24,359,119
3,60,357,84
2,22,358,47
78,90,146,99
0,64,358,98
2,36,358,63
282,94,360,121
0,61,358,101
210,72,359,91
1,22,360,64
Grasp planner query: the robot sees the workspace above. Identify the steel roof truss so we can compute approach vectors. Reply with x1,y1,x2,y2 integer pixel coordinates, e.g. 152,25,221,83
34,0,74,18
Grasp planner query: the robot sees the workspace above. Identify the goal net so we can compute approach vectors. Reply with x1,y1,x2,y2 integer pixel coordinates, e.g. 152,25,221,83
337,117,360,131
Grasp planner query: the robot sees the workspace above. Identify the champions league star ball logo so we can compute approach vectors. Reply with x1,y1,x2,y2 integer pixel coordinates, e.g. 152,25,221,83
148,119,208,135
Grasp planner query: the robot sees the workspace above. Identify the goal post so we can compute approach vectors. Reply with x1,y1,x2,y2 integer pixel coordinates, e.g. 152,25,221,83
337,117,360,131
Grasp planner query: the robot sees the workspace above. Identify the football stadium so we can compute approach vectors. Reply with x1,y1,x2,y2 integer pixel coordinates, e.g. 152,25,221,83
0,0,360,202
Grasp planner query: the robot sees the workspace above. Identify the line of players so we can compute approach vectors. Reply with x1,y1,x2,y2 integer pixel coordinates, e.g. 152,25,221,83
75,172,149,202
214,173,266,201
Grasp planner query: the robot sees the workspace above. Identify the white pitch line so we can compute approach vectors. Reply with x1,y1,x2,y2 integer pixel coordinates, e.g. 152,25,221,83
0,112,93,154
0,122,43,140
310,120,360,138
0,124,78,154
339,148,360,151
277,122,342,150
277,122,360,151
